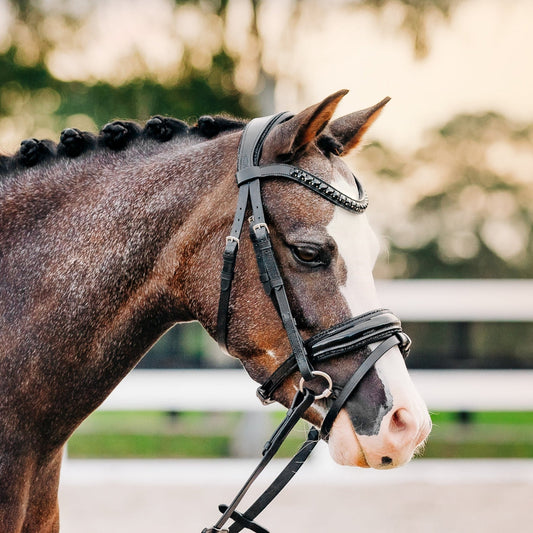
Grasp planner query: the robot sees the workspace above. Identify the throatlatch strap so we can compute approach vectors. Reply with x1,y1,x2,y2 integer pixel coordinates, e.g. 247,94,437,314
216,183,250,353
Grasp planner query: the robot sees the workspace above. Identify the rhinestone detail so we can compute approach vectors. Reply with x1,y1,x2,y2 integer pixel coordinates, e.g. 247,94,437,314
290,169,368,213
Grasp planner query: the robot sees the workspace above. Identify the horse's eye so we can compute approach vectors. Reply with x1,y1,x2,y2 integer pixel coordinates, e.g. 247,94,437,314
292,245,321,265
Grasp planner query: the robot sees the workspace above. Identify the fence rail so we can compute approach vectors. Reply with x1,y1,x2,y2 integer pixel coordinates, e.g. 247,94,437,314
98,279,533,414
99,368,533,414
375,279,533,321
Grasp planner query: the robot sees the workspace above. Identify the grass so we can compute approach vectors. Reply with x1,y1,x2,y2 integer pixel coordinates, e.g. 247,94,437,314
422,411,533,459
66,410,533,459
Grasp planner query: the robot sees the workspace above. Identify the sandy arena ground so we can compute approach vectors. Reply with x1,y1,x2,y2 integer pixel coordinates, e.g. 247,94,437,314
58,450,533,533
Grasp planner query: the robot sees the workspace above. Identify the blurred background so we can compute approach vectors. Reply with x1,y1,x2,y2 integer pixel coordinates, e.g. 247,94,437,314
1,0,532,463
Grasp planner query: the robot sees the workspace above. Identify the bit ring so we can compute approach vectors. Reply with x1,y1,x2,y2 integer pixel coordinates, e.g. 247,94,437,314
299,370,333,400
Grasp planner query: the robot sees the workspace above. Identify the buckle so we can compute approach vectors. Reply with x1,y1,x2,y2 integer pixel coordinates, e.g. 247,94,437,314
252,222,269,234
256,386,275,405
397,332,412,358
225,235,239,245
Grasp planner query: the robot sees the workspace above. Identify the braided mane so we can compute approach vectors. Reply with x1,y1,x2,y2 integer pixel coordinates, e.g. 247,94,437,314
0,112,342,181
0,115,246,178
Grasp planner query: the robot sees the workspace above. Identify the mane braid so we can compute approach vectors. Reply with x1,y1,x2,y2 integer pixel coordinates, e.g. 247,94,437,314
0,114,247,178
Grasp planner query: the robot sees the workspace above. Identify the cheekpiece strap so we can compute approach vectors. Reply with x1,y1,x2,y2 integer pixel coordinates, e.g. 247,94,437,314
216,112,290,353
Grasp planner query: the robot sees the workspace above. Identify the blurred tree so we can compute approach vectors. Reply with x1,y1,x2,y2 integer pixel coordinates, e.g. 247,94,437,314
363,112,533,279
0,0,463,151
0,0,255,151
360,0,462,58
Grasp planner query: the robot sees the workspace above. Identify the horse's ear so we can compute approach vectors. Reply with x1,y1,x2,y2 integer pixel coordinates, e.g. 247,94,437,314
328,97,390,155
263,89,348,159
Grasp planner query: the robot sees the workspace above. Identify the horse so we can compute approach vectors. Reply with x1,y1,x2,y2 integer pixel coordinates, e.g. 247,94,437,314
0,89,431,532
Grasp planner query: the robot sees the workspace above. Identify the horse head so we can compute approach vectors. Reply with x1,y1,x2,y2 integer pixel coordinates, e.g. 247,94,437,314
0,89,432,532
186,90,431,469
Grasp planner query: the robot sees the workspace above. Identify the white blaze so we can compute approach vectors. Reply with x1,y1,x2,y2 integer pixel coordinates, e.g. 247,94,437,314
326,174,380,317
325,172,431,469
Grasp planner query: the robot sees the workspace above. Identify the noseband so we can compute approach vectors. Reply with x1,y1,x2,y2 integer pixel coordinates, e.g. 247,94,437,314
204,113,411,533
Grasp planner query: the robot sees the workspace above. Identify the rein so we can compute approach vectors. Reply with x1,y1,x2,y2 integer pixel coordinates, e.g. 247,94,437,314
203,113,411,533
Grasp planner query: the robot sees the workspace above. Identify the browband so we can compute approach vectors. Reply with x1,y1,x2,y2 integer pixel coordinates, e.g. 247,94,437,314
236,163,368,212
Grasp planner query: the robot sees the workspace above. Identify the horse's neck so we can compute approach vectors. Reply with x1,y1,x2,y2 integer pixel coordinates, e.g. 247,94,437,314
0,135,238,440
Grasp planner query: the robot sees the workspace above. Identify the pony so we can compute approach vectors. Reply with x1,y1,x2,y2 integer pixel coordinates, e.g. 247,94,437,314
0,90,431,532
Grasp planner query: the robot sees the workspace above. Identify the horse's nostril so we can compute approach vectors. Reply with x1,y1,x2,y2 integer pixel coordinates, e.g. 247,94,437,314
391,408,410,432
381,456,393,466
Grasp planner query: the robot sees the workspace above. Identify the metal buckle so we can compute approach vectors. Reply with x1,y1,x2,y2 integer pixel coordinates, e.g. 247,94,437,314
298,370,333,400
225,235,239,245
256,386,275,405
252,222,269,234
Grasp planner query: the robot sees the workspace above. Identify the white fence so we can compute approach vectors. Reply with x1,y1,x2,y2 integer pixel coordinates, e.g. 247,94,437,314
375,279,533,322
100,368,533,414
98,280,533,414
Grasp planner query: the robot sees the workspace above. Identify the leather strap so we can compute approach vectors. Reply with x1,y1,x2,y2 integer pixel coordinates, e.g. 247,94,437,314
227,428,319,533
320,335,401,439
248,211,313,381
216,112,290,353
209,389,316,532
236,163,368,213
204,332,399,533
216,183,250,353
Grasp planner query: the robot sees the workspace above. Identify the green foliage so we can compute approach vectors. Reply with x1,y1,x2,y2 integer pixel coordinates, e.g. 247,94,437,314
0,48,252,138
0,2,255,152
68,409,533,459
424,410,533,459
68,433,231,458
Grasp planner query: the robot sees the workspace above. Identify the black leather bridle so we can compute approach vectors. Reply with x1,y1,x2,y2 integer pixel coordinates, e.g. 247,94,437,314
204,112,411,533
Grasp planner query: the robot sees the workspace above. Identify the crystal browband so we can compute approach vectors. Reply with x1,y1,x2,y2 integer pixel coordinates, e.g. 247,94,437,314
235,162,369,213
